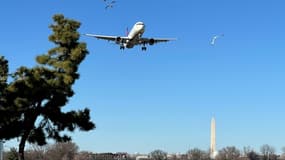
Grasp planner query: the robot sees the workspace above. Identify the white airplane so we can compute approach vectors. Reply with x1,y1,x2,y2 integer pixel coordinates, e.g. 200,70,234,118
84,22,176,51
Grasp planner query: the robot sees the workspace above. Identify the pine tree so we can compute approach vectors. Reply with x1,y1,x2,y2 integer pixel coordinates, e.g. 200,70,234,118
0,14,95,160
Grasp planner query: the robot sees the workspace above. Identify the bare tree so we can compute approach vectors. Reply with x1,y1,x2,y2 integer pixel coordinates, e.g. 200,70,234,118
24,145,46,160
186,148,210,160
247,151,259,160
279,147,285,160
243,146,253,157
4,147,18,160
216,146,240,160
260,144,275,160
150,150,167,160
74,151,94,160
45,142,78,160
282,147,285,154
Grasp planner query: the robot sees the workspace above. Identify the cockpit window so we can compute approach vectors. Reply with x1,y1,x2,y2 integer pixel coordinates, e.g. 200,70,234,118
136,22,144,25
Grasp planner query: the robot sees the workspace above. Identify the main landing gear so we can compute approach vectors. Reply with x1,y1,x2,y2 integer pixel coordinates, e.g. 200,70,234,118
141,46,147,51
141,42,147,51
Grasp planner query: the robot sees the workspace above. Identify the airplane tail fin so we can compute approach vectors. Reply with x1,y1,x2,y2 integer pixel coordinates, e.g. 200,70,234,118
126,27,129,36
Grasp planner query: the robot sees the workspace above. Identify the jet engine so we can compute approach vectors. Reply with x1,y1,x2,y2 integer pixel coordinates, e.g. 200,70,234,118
149,38,155,45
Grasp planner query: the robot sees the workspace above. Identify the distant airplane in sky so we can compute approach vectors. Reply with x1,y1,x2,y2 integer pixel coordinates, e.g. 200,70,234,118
84,22,176,51
104,0,116,10
211,34,224,45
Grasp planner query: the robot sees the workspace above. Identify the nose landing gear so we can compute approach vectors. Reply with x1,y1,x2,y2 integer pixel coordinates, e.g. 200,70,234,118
120,45,125,50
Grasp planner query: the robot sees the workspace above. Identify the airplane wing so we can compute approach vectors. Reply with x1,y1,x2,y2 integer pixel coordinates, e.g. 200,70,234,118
83,34,129,42
139,37,176,45
84,33,176,50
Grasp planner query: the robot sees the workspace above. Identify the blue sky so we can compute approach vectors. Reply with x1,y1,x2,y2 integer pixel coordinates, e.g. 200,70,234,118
1,0,285,154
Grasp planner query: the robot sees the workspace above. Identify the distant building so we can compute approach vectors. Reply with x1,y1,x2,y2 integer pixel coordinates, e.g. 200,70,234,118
93,152,128,160
168,153,188,160
178,154,188,160
135,155,149,160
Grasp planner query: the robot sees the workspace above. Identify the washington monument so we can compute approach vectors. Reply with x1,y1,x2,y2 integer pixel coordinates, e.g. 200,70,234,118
210,117,217,159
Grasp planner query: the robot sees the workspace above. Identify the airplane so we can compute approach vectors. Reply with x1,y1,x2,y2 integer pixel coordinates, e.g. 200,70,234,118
103,0,116,10
84,22,176,51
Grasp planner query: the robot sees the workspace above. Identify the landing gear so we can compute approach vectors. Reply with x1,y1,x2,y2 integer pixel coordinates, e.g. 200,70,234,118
120,46,125,50
142,42,147,51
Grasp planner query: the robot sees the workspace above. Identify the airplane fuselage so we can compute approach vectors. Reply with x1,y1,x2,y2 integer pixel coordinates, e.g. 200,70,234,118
124,22,145,48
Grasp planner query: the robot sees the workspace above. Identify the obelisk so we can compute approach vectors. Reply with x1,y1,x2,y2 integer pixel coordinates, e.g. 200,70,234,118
210,117,216,159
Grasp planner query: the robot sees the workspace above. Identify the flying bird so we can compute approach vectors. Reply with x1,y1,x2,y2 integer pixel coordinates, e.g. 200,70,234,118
211,34,224,45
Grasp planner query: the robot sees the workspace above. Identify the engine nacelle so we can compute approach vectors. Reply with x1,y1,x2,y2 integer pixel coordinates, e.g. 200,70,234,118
149,38,155,45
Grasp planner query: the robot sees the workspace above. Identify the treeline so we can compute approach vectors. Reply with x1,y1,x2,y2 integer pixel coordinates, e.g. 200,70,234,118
149,145,282,160
3,142,93,160
3,143,285,160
